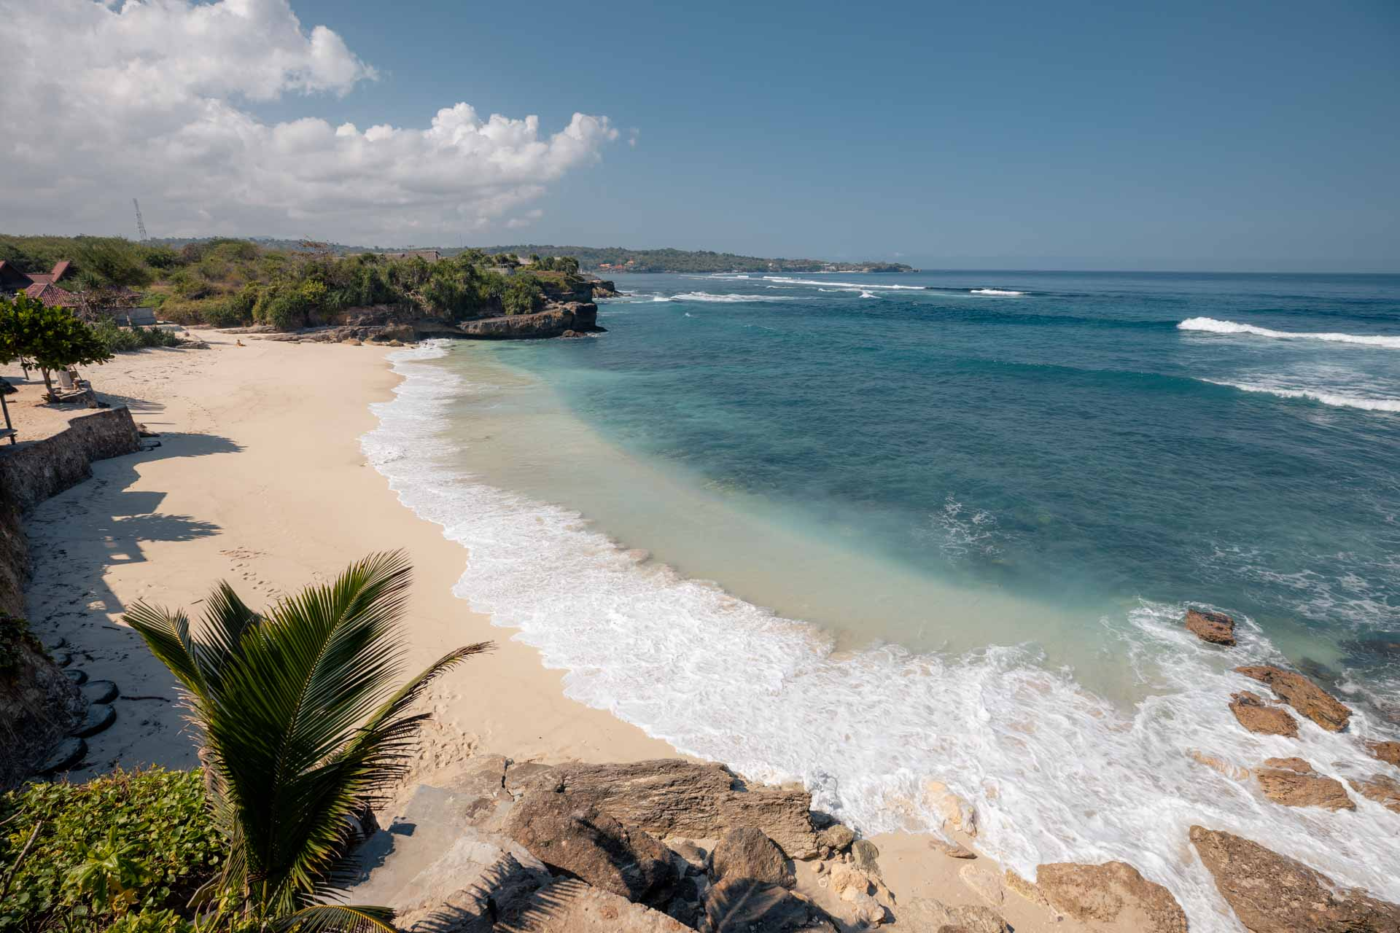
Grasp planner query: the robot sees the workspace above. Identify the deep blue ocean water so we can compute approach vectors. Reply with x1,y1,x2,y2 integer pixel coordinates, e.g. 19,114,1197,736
367,270,1400,927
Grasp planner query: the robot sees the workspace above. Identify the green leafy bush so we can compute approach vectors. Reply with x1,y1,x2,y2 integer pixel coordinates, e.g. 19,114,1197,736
0,769,220,932
92,321,181,354
102,909,193,933
0,613,38,675
502,274,543,315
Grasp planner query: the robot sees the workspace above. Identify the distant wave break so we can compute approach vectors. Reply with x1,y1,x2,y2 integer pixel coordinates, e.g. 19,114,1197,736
1179,317,1400,349
1206,380,1400,413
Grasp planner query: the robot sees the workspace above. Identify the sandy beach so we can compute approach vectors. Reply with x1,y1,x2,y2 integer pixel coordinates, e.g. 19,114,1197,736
4,333,1140,932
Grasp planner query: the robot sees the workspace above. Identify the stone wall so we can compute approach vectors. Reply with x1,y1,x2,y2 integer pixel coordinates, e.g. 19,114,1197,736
0,407,142,786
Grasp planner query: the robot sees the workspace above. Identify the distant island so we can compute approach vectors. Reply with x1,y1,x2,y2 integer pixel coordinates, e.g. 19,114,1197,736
145,237,916,275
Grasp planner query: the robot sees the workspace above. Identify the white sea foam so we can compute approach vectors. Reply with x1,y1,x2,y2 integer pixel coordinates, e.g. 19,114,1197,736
1179,317,1400,349
764,276,927,290
1205,380,1400,412
970,288,1025,296
364,344,1400,932
656,291,801,303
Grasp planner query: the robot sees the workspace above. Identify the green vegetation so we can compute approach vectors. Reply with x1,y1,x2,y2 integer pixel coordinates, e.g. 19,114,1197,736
0,768,220,933
93,320,182,353
124,552,490,931
1,235,594,331
485,244,916,274
0,614,37,675
0,292,113,398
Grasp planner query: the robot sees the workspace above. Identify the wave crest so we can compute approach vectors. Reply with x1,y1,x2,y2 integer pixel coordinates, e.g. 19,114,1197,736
1179,318,1400,349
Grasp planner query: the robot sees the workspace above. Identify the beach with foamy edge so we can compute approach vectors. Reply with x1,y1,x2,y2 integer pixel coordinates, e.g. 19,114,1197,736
14,332,1136,933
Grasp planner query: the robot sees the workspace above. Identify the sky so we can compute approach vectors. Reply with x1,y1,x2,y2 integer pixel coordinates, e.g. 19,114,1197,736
2,0,1398,271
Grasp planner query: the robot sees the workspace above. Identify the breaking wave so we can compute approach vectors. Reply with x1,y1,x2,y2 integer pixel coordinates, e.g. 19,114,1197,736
1205,380,1400,413
1179,318,1400,349
364,343,1400,933
970,288,1025,296
764,276,928,291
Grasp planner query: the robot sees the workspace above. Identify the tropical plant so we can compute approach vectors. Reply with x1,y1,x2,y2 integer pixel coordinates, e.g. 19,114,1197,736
124,552,489,932
0,292,113,398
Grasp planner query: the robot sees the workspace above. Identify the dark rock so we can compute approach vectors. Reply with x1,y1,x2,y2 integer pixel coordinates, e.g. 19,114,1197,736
816,823,855,852
0,636,85,788
710,827,795,888
41,634,67,651
456,303,601,340
81,680,119,704
1236,665,1352,732
74,702,115,737
1190,825,1400,932
1185,608,1237,646
1035,861,1188,933
64,668,88,685
1255,757,1354,811
1229,691,1299,737
38,736,86,774
851,839,880,876
506,759,819,858
503,793,677,906
53,652,71,667
668,840,708,874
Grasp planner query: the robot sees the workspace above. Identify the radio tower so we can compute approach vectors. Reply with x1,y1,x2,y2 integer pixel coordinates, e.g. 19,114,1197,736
132,198,149,241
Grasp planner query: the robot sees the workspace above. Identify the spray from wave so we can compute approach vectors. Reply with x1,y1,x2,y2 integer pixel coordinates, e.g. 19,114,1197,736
970,288,1025,296
364,343,1400,932
1179,318,1400,349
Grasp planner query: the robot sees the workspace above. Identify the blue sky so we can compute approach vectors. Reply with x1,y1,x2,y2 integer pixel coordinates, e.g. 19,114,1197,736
8,0,1399,270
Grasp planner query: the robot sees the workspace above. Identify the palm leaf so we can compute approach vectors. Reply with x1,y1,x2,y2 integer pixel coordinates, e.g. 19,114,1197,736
276,904,398,933
124,602,207,698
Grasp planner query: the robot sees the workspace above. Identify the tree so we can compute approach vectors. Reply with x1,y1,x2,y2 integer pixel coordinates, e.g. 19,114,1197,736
124,552,490,932
0,292,113,399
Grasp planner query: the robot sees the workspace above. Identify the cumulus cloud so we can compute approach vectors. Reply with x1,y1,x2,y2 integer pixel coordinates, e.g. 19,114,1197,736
0,0,618,243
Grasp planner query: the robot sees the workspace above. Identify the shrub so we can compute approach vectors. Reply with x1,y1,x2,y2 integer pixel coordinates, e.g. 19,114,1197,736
252,280,326,330
0,769,220,932
0,613,38,675
502,274,543,315
93,321,181,353
102,909,193,933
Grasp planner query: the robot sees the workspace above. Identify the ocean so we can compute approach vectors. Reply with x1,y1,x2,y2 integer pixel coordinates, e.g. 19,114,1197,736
363,270,1400,929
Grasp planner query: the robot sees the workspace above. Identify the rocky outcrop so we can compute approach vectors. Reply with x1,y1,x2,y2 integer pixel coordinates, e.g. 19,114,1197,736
1236,665,1352,732
1190,825,1400,932
0,634,85,789
1367,740,1400,768
1229,691,1299,737
710,827,795,889
1034,861,1188,933
1255,758,1354,811
456,304,601,340
509,759,820,859
1348,773,1400,813
1185,608,1237,646
504,794,677,907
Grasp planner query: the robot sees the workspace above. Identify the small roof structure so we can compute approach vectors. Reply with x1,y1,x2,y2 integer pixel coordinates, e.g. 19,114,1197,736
24,282,77,306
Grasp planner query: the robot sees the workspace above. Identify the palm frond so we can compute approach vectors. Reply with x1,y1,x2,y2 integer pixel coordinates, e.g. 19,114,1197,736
124,602,208,698
192,581,262,684
276,904,398,933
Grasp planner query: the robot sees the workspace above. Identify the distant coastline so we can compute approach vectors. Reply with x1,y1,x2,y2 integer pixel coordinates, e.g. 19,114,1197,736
143,236,917,275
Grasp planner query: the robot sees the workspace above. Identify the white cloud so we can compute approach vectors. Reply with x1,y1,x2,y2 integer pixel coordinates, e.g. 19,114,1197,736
0,0,619,243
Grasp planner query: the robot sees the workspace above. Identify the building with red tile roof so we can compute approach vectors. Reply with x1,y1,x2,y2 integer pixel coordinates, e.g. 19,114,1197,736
0,259,77,305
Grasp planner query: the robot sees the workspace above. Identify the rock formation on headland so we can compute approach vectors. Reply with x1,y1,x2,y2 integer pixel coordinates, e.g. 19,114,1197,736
1235,665,1352,732
1184,608,1237,646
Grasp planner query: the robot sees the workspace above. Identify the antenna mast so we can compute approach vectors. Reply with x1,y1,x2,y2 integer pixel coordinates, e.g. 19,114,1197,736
132,198,149,241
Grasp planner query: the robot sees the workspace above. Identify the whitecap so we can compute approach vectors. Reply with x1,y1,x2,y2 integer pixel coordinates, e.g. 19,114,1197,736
1205,379,1400,412
970,288,1025,296
1179,318,1400,349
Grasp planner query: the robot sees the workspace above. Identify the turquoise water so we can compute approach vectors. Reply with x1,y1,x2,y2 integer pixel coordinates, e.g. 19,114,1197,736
366,271,1400,929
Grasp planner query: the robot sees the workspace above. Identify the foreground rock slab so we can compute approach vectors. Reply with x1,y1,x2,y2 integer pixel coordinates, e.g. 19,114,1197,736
1190,825,1400,933
1254,758,1354,811
504,793,677,906
1236,666,1351,732
511,759,819,858
1367,740,1400,768
1035,861,1188,933
711,827,796,888
1185,608,1237,646
1229,691,1299,737
498,879,692,933
1348,773,1400,814
896,896,1008,932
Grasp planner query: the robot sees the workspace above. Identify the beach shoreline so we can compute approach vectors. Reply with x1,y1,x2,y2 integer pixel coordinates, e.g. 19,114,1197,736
8,332,1090,931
